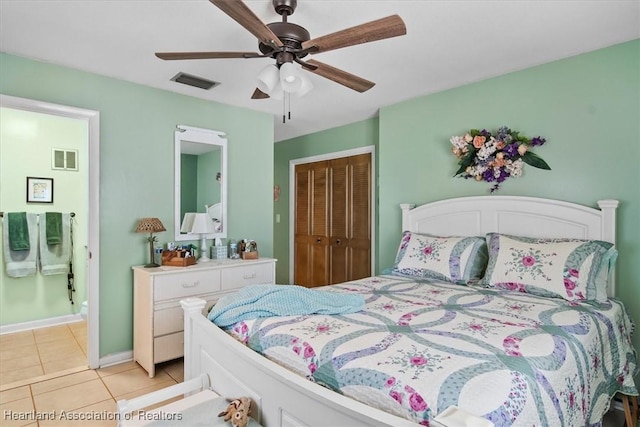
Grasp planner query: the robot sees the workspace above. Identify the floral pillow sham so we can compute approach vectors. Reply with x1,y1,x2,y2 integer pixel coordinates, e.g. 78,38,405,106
392,232,487,285
479,233,617,302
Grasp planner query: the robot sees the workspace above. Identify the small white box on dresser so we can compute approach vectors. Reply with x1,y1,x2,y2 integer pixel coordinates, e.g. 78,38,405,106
132,257,276,377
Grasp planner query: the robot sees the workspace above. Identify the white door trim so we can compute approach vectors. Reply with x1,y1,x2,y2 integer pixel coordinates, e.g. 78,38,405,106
288,145,376,283
0,94,100,369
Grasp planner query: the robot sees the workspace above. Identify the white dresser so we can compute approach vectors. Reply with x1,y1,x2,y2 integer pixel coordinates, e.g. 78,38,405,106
132,257,276,377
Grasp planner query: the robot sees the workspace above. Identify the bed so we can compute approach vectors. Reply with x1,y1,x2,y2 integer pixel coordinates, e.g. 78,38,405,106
181,196,638,427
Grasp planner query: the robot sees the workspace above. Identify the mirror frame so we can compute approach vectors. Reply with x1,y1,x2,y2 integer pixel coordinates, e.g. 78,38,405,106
174,125,227,242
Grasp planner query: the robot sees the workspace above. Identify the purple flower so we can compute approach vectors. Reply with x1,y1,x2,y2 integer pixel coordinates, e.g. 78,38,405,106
531,136,546,146
308,362,317,374
496,168,510,183
482,168,495,182
423,246,433,255
385,376,397,387
569,268,579,278
497,126,511,140
316,324,329,333
503,142,519,157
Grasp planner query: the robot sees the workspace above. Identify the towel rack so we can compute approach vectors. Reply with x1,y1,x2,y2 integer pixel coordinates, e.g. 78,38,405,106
0,212,75,218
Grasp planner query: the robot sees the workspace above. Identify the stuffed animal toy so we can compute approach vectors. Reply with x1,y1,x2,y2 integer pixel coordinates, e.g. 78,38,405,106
218,397,252,427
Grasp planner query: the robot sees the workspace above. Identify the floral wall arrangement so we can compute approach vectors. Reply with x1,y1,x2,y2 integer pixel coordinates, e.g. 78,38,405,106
450,126,550,192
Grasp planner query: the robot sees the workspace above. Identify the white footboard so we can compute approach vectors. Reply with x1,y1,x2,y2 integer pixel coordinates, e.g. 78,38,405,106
180,298,437,427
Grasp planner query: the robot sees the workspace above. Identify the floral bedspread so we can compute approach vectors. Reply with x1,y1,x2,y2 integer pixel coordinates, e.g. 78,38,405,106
224,275,638,426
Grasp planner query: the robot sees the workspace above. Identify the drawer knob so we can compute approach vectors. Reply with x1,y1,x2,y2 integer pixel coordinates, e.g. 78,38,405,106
182,281,199,288
243,273,257,280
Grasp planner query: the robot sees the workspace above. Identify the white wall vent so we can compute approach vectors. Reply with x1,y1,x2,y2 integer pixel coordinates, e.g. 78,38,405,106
52,148,78,171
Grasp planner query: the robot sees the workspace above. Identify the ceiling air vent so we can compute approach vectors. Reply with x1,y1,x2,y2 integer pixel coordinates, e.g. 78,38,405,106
171,72,219,90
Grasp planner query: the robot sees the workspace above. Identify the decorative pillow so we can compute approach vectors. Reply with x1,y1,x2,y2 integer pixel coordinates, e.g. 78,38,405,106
392,232,488,285
479,233,617,302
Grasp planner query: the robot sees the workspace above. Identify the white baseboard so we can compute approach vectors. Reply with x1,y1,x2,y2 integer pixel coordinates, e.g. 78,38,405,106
99,350,133,368
0,313,83,335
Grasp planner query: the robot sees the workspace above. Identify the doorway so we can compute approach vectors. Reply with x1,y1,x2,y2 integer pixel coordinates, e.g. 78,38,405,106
0,94,100,371
289,146,375,287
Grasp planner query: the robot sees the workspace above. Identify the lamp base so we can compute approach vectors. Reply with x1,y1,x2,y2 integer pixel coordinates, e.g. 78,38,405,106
144,263,161,268
198,235,210,263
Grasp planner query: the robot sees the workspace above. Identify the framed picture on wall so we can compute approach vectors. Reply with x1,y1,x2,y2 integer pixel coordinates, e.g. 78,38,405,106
26,177,54,203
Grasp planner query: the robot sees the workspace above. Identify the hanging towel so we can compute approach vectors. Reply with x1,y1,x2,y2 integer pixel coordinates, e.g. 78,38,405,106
45,212,63,245
3,213,38,277
39,213,71,275
7,212,30,251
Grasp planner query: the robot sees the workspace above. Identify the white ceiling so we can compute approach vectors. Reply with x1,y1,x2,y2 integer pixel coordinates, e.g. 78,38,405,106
1,1,638,142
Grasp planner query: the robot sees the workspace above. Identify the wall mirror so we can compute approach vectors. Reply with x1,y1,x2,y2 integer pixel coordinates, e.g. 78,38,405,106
174,125,227,241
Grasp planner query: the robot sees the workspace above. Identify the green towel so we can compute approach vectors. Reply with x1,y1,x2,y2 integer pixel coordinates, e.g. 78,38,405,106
45,212,63,245
7,212,30,251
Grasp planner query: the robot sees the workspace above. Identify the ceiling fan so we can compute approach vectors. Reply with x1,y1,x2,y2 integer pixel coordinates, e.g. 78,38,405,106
155,0,407,99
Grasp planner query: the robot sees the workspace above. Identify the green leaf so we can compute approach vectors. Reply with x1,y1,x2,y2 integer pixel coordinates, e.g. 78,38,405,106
454,150,475,176
469,129,479,136
522,151,551,170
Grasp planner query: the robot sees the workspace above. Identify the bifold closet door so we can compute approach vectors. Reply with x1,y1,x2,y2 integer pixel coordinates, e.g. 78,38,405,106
294,153,371,288
294,160,330,287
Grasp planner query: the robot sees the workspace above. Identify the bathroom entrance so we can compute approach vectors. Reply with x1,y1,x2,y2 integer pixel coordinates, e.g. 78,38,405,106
0,94,100,384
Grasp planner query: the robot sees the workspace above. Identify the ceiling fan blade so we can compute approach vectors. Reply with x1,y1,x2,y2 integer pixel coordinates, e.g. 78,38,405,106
251,88,270,99
304,59,375,93
209,0,283,48
302,15,407,53
302,15,406,54
155,51,262,60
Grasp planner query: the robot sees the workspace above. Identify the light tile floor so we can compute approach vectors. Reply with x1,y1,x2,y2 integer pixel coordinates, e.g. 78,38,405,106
1,321,87,387
1,322,184,426
0,323,630,426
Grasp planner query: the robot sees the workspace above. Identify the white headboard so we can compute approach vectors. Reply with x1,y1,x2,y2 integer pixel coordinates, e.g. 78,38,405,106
400,196,619,295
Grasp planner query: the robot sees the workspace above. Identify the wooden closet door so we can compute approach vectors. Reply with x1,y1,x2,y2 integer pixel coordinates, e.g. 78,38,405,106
329,154,371,283
294,153,371,288
294,161,330,287
345,153,372,281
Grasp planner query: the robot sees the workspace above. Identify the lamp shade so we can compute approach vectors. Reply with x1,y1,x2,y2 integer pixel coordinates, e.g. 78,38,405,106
296,72,314,97
256,64,280,94
135,218,166,234
180,212,196,233
181,213,216,234
279,62,303,93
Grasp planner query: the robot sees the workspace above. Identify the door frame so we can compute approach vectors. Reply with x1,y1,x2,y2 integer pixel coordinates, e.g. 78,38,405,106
0,94,100,369
288,146,375,283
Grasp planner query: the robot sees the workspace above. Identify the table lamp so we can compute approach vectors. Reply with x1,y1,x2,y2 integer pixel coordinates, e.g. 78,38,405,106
135,217,166,267
181,212,216,262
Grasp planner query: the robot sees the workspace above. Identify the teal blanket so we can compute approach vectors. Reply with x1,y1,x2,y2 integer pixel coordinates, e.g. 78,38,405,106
208,284,365,327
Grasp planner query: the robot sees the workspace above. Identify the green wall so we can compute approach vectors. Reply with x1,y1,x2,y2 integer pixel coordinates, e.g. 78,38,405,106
275,40,640,366
273,118,379,283
0,53,274,358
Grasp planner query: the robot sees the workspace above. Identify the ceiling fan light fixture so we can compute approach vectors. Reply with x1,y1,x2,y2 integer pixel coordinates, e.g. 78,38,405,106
279,62,303,93
296,72,313,97
256,64,280,94
271,81,284,100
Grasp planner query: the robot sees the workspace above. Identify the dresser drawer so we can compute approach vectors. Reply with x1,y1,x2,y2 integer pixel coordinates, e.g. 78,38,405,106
154,294,219,336
154,332,184,363
154,270,221,301
221,263,274,291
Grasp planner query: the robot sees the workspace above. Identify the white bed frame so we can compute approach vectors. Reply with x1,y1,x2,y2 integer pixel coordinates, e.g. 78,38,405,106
181,196,619,427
